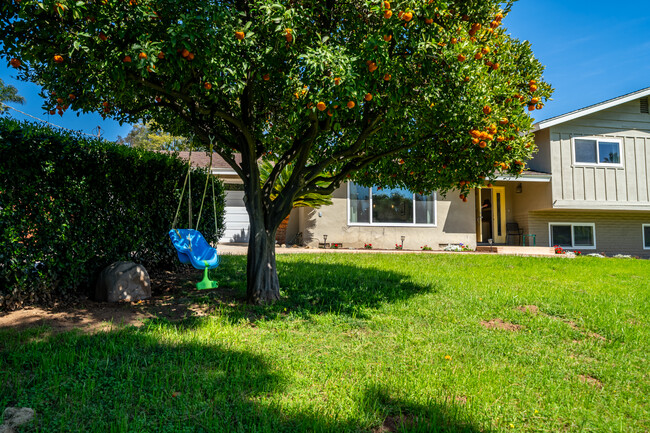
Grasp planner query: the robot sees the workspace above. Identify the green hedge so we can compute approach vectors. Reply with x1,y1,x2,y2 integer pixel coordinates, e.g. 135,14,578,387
0,118,226,309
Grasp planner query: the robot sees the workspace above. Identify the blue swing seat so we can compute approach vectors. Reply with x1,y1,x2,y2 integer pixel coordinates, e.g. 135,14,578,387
169,229,220,270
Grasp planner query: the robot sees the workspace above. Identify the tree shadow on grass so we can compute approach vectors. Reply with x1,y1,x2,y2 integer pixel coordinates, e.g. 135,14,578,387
212,255,440,323
0,326,488,433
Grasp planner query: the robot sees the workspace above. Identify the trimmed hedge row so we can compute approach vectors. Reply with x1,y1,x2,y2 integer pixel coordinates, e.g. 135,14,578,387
0,118,226,309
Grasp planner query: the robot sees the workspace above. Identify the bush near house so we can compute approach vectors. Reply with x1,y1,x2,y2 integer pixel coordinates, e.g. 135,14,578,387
0,118,225,309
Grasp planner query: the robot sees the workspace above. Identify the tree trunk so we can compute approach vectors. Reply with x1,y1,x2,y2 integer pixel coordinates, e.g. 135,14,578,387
246,216,281,304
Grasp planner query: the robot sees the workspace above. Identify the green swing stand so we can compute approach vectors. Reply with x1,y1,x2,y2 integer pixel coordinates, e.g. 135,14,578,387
197,261,218,290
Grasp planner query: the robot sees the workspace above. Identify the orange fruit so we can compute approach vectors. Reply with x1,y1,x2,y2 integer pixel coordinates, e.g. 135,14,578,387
368,62,378,72
530,97,540,104
316,101,326,111
402,12,413,22
499,117,508,125
9,58,21,68
383,1,390,9
155,96,161,103
54,54,64,63
424,18,433,24
235,31,245,40
347,100,356,109
364,93,372,101
383,34,392,41
529,79,536,85
327,110,333,117
481,46,490,54
451,38,458,44
384,10,392,18
383,74,391,81
491,63,499,70
181,48,190,58
457,54,466,62
495,12,504,20
157,51,165,59
138,52,147,59
123,55,132,62
529,84,538,92
56,97,64,104
204,82,212,90
496,136,505,142
99,32,107,41
479,141,487,148
474,52,483,60
68,94,75,100
482,105,492,115
263,73,270,81
49,110,56,115
528,105,535,111
187,53,195,60
472,138,479,144
536,103,543,110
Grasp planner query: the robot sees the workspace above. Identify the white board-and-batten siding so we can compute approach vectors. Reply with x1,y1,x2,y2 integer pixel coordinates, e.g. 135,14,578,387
544,99,650,210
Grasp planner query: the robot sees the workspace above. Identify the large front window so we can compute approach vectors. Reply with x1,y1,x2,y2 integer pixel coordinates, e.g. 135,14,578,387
549,223,596,249
348,183,436,226
643,224,650,250
573,137,622,165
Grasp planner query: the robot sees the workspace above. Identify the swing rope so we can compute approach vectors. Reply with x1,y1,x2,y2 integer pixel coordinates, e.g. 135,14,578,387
195,139,213,231
172,141,193,230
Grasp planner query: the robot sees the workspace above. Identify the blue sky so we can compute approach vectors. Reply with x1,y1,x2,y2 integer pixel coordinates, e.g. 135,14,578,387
1,0,649,141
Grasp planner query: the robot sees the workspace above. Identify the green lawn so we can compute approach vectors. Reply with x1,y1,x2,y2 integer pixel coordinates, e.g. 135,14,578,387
1,254,649,432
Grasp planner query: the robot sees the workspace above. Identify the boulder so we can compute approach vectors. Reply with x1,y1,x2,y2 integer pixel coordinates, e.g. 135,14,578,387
94,261,151,302
1,407,35,433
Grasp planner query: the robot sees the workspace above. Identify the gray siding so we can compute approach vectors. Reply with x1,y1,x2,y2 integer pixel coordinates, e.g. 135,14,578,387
527,210,650,257
544,100,650,210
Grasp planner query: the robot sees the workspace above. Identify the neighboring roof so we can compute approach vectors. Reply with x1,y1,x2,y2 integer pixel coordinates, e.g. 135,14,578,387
174,151,241,170
533,87,650,131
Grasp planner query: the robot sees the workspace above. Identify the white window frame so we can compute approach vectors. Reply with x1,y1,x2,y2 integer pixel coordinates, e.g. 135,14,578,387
347,182,437,227
643,224,650,250
548,222,597,249
572,136,623,167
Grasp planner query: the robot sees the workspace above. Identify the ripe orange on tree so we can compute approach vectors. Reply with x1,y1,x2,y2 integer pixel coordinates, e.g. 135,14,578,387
347,100,355,109
263,73,270,81
384,10,392,19
334,77,341,85
424,18,433,24
383,74,391,81
235,31,245,40
157,51,165,59
123,55,132,62
138,52,147,59
54,54,64,63
383,34,392,41
482,105,492,115
9,58,21,68
364,93,372,101
99,32,108,41
204,82,212,90
316,101,326,111
457,54,466,62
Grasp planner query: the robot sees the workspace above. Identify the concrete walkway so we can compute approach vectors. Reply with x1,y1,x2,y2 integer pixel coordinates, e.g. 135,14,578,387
217,244,557,257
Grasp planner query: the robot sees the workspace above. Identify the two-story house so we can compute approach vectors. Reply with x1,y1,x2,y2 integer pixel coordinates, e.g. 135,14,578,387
287,88,650,256
198,88,650,257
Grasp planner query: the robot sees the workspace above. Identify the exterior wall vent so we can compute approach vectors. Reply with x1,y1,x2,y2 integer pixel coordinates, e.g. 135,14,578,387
641,97,649,114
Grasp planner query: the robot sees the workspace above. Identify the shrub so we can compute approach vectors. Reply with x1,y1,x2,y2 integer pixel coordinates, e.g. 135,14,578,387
0,118,225,309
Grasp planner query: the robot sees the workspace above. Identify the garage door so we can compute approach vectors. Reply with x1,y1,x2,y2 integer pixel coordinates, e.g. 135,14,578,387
222,190,250,243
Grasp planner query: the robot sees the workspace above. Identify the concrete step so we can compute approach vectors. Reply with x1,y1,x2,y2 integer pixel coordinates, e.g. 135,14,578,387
475,246,556,256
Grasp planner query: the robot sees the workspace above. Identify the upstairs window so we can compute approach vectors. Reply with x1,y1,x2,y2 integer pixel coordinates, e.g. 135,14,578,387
348,183,436,226
573,137,622,166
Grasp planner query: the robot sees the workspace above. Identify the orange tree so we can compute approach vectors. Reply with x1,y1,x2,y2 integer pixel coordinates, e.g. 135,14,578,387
1,0,551,303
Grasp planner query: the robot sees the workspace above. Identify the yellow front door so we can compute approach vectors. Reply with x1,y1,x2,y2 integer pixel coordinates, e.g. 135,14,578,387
491,186,506,244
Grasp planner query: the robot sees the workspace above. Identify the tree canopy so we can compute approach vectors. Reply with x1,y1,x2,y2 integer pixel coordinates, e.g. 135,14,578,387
117,121,189,150
1,0,552,303
0,78,25,113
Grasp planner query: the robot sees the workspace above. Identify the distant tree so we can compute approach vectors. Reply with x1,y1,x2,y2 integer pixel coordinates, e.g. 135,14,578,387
0,78,25,113
1,0,552,303
117,121,188,151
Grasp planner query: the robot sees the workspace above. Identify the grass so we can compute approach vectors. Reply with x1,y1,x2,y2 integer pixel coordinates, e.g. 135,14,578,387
1,254,649,432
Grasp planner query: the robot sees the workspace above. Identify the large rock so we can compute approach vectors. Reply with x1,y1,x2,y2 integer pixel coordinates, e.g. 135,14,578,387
0,407,35,433
94,261,151,302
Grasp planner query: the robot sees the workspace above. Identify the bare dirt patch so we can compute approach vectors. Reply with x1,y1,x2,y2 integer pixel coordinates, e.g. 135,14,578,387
516,305,539,315
480,318,522,331
373,415,421,433
578,374,603,388
0,268,241,334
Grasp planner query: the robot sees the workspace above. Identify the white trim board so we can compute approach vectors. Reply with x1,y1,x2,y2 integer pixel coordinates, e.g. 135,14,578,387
534,87,650,131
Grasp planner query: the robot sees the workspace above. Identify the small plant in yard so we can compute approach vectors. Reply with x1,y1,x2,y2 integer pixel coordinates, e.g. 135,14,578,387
395,244,403,250
444,243,474,252
574,250,582,256
554,245,565,254
364,243,373,249
330,243,342,249
421,245,433,251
